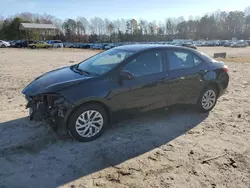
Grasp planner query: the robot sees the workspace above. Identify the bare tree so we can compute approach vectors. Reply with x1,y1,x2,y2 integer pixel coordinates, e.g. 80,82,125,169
90,17,98,34
119,19,126,33
40,14,53,24
165,18,175,35
244,6,250,15
77,17,89,35
107,23,114,41
104,18,110,35
51,18,63,30
0,15,4,30
2,7,250,42
76,21,84,42
90,17,105,37
113,19,121,34
148,22,155,35
139,20,147,35
62,19,77,41
15,12,34,22
126,20,131,34
157,22,165,40
131,19,138,34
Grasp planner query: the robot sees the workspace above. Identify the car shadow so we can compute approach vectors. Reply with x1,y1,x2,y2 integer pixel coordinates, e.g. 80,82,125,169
0,105,208,188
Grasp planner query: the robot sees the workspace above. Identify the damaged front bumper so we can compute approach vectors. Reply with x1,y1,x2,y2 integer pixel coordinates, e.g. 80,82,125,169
25,93,74,131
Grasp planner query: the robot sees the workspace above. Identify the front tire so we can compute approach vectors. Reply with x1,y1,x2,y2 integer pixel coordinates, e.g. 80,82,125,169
197,86,218,113
68,104,108,142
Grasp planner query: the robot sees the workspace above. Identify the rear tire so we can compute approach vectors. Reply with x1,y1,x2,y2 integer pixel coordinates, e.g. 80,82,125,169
68,104,108,142
1,44,6,48
197,86,218,113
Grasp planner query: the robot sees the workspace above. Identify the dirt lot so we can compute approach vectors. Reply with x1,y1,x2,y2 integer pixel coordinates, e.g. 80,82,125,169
197,46,250,57
0,47,250,188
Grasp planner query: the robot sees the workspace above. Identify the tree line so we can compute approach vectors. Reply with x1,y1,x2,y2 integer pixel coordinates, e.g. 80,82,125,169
0,7,250,43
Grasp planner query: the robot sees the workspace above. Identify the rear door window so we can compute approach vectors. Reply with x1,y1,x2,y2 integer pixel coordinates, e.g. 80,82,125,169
166,50,203,70
193,55,204,66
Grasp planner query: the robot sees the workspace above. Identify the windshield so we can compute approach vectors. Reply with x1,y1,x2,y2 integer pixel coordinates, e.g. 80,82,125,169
78,48,135,75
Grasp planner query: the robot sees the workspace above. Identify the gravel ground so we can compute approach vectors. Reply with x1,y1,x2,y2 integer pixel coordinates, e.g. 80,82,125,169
0,48,250,188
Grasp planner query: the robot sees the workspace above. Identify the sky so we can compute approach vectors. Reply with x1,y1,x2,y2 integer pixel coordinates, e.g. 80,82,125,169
0,0,249,21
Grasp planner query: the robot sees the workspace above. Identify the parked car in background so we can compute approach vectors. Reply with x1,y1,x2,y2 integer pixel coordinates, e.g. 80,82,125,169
245,40,250,45
231,41,248,48
180,42,197,49
22,44,229,142
9,40,17,47
92,43,109,50
223,41,232,47
47,40,63,48
164,41,173,45
63,42,76,48
193,41,203,46
13,40,35,48
80,43,91,49
28,41,52,49
219,40,227,46
104,43,115,50
72,43,79,48
0,40,10,48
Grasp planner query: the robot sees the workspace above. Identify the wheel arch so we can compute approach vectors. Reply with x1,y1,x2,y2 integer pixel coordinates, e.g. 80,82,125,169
65,100,112,129
205,82,220,94
197,81,221,103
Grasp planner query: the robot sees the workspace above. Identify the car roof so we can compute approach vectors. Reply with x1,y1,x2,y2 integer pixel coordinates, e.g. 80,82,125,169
115,44,195,52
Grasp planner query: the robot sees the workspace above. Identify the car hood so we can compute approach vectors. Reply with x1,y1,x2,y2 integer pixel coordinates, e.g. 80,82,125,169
22,66,92,96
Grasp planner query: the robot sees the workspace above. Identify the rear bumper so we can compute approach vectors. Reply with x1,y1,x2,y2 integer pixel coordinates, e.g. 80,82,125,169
218,71,229,97
218,88,227,98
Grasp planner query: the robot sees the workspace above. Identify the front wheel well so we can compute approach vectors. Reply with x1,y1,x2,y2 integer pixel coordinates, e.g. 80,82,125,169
67,100,111,127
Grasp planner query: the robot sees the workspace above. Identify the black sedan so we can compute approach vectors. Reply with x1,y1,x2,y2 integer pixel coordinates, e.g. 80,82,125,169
13,40,35,48
22,45,229,142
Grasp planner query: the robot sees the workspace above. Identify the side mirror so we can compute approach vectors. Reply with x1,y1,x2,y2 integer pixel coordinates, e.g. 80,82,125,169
120,70,134,80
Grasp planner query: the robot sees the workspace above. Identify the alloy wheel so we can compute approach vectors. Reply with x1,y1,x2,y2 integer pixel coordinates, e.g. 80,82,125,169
75,110,104,138
201,90,216,110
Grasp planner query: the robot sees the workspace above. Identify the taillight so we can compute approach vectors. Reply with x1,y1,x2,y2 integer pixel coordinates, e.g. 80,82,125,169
222,65,228,73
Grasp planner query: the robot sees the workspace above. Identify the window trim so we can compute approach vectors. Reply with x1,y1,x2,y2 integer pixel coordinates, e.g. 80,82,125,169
193,53,205,66
165,49,204,71
121,49,166,78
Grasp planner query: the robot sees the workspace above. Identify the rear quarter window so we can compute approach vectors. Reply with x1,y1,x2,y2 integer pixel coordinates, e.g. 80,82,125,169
166,49,205,70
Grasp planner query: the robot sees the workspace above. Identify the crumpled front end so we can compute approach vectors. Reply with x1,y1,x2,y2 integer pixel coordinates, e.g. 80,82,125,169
25,93,74,130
